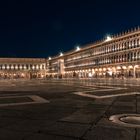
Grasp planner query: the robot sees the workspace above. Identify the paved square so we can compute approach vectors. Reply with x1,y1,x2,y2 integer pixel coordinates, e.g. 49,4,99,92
0,79,139,140
0,95,49,107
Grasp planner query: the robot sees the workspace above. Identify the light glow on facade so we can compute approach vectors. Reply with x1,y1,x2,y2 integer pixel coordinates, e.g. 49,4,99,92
48,57,51,60
105,35,112,42
76,46,80,51
59,52,63,56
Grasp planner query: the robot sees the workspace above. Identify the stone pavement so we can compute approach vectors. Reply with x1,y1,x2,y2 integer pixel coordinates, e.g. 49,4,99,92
0,79,139,140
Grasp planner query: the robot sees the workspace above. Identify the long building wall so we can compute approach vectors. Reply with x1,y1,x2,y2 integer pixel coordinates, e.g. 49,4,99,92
0,58,46,79
1,27,140,79
47,27,140,78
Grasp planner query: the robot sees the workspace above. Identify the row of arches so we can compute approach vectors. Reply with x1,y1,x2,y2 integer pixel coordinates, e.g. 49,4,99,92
64,65,140,78
0,64,46,70
65,50,140,69
98,51,140,65
65,36,140,62
0,72,46,79
96,38,140,55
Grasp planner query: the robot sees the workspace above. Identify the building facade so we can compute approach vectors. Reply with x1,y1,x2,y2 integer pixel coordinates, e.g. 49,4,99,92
47,27,140,79
1,27,140,79
0,58,46,79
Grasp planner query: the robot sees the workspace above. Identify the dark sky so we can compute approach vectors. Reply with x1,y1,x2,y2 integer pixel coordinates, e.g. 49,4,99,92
0,0,140,58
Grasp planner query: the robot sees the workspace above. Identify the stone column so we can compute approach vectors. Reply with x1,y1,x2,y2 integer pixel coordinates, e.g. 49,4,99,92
134,66,136,78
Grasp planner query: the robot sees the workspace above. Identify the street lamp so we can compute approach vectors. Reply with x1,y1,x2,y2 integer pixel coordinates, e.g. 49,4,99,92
76,46,80,51
60,52,63,56
105,35,112,42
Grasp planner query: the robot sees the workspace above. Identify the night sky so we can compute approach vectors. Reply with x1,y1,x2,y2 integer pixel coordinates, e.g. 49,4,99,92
0,0,140,58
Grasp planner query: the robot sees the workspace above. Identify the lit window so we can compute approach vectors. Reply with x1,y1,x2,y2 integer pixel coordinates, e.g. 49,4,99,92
15,66,18,70
36,65,39,70
7,65,10,69
11,65,14,69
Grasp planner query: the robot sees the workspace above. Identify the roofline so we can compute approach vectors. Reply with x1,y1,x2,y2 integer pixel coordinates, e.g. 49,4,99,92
49,26,140,61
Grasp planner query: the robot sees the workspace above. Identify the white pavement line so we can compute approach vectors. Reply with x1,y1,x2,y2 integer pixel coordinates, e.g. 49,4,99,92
73,84,119,90
73,92,99,99
73,92,140,99
84,87,127,92
29,95,50,103
0,95,50,107
99,92,140,99
77,86,97,89
92,85,127,89
73,85,126,92
74,84,127,90
93,82,140,87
